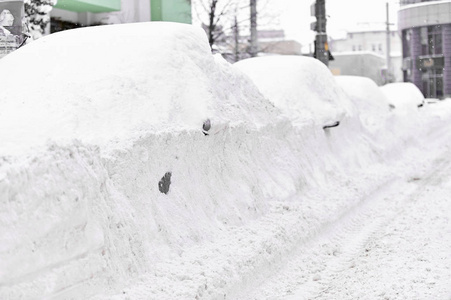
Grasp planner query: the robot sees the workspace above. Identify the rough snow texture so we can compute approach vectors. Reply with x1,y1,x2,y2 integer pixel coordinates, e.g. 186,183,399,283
380,82,425,112
234,56,355,127
0,22,277,157
335,75,391,132
0,22,450,300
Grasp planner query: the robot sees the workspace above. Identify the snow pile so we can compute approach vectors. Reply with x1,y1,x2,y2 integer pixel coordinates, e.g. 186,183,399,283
380,82,424,112
0,22,284,298
1,22,451,300
334,76,391,131
0,22,276,156
0,22,317,299
234,56,356,127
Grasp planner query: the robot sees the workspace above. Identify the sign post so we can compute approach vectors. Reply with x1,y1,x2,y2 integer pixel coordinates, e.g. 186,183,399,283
0,0,25,58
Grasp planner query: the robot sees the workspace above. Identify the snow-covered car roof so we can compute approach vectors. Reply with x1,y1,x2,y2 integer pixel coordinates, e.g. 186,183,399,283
335,75,391,130
0,22,279,156
234,55,355,127
380,82,425,111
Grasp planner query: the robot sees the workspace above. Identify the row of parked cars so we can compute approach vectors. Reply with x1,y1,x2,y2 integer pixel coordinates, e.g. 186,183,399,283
234,55,430,133
0,22,433,152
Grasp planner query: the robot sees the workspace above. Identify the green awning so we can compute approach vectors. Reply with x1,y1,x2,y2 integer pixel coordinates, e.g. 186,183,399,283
54,0,121,13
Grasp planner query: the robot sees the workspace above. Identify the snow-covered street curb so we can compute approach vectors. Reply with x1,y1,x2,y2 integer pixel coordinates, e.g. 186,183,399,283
90,109,451,299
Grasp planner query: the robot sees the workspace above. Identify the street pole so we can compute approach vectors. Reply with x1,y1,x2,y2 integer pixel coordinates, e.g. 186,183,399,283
386,2,392,83
312,0,329,66
250,0,258,57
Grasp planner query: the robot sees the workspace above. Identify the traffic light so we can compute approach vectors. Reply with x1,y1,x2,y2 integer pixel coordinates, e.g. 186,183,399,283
311,0,333,66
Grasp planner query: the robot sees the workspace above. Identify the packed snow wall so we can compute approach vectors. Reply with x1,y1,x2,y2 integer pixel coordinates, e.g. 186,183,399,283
1,22,450,299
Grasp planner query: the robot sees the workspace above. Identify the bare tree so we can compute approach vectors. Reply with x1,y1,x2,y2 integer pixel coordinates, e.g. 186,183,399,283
249,0,257,57
193,0,234,50
24,0,57,39
193,0,277,62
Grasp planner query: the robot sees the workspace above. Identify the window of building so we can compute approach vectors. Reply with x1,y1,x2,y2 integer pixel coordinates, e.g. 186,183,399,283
372,44,376,51
420,25,443,56
428,25,442,55
349,33,353,39
421,27,428,55
352,45,356,51
358,45,362,51
421,68,444,98
402,29,412,58
51,18,82,33
378,44,382,51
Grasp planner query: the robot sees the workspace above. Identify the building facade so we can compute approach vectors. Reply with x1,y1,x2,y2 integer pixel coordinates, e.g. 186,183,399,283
329,52,388,85
329,29,403,84
51,0,191,33
398,0,451,98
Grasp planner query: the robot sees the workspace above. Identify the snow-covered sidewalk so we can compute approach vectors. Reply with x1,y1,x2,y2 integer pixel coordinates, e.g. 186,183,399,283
1,23,451,300
89,118,451,300
245,139,451,300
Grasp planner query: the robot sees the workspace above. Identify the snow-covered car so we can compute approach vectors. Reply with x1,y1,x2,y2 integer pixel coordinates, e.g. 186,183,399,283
234,56,354,129
0,22,278,153
380,82,425,111
335,75,391,130
0,22,284,299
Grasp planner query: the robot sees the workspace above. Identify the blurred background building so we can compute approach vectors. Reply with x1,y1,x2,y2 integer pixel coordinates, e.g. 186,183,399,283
257,30,302,56
329,28,402,85
50,0,191,33
398,0,451,99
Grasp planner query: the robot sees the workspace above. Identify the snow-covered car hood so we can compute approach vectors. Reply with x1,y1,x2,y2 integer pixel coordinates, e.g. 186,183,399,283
380,82,425,111
0,22,279,156
234,56,355,127
335,75,391,130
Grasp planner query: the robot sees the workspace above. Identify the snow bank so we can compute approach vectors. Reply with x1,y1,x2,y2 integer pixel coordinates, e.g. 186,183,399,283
0,22,285,298
380,82,424,112
335,76,391,131
0,22,329,299
1,22,451,300
234,56,356,127
0,22,276,157
233,56,381,174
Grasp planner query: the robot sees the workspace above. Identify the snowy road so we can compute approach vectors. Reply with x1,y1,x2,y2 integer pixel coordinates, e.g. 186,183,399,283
240,143,451,299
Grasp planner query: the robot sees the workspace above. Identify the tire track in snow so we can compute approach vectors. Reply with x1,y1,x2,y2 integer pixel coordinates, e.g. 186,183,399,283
244,145,451,300
90,117,451,300
89,166,397,300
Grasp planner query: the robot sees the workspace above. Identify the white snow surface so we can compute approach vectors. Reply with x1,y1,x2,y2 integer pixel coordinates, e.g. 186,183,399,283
0,22,450,300
0,22,276,156
334,75,390,131
233,56,355,127
380,82,425,112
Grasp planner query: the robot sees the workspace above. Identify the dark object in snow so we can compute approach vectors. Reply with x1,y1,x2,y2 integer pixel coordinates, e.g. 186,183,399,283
18,35,29,48
323,121,340,130
158,172,172,194
202,119,211,136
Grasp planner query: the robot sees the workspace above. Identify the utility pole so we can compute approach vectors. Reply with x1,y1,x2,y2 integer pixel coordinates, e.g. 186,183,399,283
250,0,258,57
385,2,392,83
311,0,331,66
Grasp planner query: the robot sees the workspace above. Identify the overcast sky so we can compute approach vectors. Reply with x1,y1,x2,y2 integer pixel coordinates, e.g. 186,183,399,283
192,0,401,50
278,0,400,46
